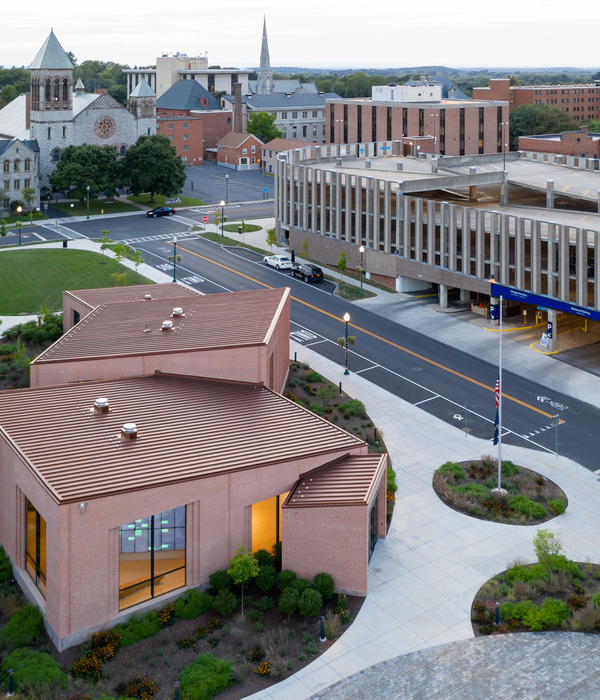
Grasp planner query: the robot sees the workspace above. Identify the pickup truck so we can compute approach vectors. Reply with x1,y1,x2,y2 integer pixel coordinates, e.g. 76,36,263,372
290,263,324,283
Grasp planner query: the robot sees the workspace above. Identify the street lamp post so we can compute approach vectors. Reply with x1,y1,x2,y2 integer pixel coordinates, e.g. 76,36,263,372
16,205,22,245
225,174,229,205
359,245,365,294
86,185,90,219
430,113,438,156
172,238,178,282
343,312,350,375
219,200,225,237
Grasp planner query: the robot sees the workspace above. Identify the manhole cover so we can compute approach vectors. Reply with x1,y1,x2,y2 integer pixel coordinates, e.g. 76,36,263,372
413,366,423,372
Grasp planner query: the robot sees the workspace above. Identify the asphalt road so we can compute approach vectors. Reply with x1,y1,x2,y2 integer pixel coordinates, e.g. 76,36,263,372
4,209,598,471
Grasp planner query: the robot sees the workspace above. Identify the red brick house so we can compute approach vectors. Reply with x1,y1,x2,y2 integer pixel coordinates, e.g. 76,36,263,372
0,284,388,650
518,127,600,159
216,132,264,170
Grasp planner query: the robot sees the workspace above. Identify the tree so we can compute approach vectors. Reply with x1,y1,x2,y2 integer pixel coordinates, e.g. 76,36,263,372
299,237,309,260
227,545,259,616
338,251,347,280
266,228,277,252
133,250,144,282
49,144,119,202
100,230,113,256
246,112,282,144
120,134,186,203
22,187,36,224
509,104,575,150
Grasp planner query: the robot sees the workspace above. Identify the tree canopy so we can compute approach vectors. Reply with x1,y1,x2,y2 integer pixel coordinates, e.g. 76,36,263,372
246,112,282,143
120,134,186,202
509,104,575,149
74,60,129,105
48,144,120,201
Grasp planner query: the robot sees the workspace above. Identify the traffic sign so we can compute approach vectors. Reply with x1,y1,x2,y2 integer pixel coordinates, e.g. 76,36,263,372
203,216,208,223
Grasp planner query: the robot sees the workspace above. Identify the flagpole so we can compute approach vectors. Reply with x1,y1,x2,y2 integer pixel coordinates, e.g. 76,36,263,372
497,295,503,493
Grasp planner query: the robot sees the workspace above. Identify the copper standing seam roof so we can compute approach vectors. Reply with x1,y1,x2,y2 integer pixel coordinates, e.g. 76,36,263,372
65,282,201,313
0,374,364,504
35,288,289,364
284,454,387,508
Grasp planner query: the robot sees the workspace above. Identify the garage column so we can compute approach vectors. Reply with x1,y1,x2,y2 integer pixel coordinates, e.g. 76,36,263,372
546,180,554,209
469,167,477,201
501,171,509,205
438,284,448,309
597,189,600,214
546,308,558,352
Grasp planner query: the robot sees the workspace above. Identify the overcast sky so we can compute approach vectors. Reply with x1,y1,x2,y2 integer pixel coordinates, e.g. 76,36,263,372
3,0,600,72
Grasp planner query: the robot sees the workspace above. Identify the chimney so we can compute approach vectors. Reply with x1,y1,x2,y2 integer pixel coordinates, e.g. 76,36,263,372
121,423,138,440
234,83,242,133
94,397,109,414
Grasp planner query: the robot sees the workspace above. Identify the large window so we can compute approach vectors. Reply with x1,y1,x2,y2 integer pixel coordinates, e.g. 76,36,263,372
26,499,47,598
119,506,185,610
252,493,288,553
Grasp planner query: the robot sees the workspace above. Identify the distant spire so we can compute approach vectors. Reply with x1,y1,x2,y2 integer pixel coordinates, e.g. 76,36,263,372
256,16,274,95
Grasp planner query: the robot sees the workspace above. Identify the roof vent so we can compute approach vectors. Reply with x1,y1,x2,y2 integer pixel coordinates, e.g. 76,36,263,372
94,397,109,414
144,294,152,300
172,307,183,317
162,320,173,331
121,423,138,440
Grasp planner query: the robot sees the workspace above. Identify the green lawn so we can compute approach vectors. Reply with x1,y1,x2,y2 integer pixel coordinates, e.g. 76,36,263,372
1,212,46,227
128,194,205,207
0,249,153,315
52,199,142,216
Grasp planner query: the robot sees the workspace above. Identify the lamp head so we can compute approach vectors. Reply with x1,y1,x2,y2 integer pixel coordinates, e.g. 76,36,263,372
17,206,22,213
219,199,225,206
359,245,365,253
343,312,350,322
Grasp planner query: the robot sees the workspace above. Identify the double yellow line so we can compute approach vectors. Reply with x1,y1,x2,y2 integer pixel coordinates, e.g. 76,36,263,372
174,243,558,420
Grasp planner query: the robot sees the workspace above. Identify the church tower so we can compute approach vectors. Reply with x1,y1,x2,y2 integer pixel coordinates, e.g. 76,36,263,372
29,30,75,185
129,79,157,138
256,17,274,96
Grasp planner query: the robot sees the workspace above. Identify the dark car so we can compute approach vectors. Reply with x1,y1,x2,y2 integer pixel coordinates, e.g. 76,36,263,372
146,207,176,218
291,263,323,282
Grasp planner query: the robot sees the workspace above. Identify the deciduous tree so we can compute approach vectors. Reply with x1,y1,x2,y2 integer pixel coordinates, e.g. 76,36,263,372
246,112,281,144
509,104,575,150
49,144,119,202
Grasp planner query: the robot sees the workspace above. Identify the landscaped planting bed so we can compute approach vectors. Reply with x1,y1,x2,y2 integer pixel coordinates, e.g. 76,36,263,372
472,529,600,637
432,456,567,525
0,545,363,699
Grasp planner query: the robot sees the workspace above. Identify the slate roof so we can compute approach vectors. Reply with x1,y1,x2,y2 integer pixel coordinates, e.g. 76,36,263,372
29,30,74,70
0,138,39,156
157,80,221,111
0,94,29,139
248,79,320,95
225,92,339,110
130,79,156,98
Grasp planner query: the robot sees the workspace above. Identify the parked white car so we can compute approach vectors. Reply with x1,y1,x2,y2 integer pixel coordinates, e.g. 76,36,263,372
263,255,292,270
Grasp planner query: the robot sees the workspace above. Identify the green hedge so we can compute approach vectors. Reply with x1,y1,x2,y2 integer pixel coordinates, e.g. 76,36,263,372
0,604,44,646
114,610,160,646
174,590,214,620
0,545,12,582
0,648,67,690
179,653,232,700
436,461,465,480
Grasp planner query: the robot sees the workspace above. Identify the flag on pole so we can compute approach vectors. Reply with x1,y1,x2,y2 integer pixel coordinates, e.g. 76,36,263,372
493,373,500,445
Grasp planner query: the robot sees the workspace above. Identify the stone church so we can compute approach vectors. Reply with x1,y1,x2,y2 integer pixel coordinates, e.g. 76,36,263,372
0,30,156,212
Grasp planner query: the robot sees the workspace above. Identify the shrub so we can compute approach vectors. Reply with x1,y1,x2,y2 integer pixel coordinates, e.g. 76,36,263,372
214,589,237,617
178,654,232,700
338,398,366,417
0,604,44,646
548,500,565,516
115,611,160,646
533,528,564,565
120,674,159,699
0,545,12,582
157,602,175,628
506,563,548,585
256,564,277,593
309,402,324,416
323,611,341,639
571,602,600,631
174,589,214,620
0,649,67,691
508,495,546,519
279,587,299,618
501,460,519,477
253,549,274,568
500,599,535,622
592,590,600,608
71,654,104,682
209,569,233,592
552,555,585,580
451,482,489,500
297,588,323,618
257,596,275,612
277,569,297,591
313,573,335,601
291,577,311,593
306,371,322,382
523,597,569,631
271,541,282,570
436,461,465,480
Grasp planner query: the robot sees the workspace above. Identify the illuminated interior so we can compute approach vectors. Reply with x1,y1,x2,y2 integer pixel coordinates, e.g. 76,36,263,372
119,506,185,610
252,492,288,553
26,499,46,598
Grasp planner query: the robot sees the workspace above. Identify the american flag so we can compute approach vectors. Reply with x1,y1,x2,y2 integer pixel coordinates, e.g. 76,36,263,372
494,374,500,408
493,373,500,445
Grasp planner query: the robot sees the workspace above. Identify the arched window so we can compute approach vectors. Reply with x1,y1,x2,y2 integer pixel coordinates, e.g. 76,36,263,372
52,149,61,162
54,78,59,101
120,145,127,157
24,160,31,172
63,79,68,102
3,160,9,173
13,160,20,172
45,79,51,103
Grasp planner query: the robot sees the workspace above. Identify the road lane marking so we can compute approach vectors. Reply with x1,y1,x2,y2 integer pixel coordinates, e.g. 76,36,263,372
176,243,559,420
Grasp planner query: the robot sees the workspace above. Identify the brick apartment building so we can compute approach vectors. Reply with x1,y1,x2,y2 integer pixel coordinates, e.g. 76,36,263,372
327,83,509,156
216,132,264,170
473,78,600,122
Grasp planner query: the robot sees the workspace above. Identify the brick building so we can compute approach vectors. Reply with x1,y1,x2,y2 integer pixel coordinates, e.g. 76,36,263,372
0,284,388,650
519,127,600,159
215,132,264,170
327,89,509,157
261,137,306,174
473,78,600,122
